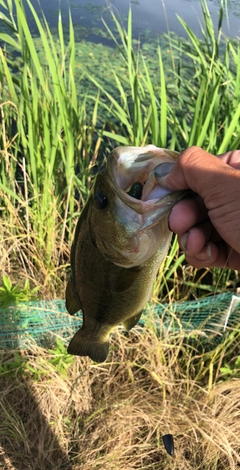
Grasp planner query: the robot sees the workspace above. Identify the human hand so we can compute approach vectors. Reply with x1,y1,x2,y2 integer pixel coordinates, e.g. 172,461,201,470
155,146,240,270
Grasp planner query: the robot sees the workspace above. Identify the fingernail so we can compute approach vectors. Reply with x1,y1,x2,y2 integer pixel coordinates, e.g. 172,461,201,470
206,244,211,259
154,162,175,179
179,232,189,251
195,244,212,261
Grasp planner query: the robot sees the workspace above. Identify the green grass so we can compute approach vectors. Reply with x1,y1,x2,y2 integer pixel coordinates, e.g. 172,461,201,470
0,0,106,295
0,0,239,297
104,0,240,152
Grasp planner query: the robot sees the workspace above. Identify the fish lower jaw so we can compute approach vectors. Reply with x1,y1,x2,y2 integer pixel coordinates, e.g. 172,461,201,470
111,240,160,268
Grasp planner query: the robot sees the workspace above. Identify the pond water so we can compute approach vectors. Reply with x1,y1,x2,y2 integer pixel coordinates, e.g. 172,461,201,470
24,0,240,41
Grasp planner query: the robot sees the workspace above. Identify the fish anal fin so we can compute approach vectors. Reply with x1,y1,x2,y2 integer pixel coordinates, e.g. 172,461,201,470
67,328,109,363
65,280,82,315
115,267,142,293
123,311,142,331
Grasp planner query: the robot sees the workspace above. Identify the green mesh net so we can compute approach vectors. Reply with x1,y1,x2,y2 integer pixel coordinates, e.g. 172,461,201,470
0,292,239,350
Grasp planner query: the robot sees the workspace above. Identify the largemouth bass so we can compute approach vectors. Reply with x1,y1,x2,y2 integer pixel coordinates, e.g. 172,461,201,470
66,145,183,362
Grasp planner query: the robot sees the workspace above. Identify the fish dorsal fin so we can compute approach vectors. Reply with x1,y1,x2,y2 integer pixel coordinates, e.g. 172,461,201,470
65,280,82,315
115,267,142,293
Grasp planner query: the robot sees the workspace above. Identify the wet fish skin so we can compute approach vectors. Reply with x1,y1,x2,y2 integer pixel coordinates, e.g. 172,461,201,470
66,145,183,363
66,209,170,362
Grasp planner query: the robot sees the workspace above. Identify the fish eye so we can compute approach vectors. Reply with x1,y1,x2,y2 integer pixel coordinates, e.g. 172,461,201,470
93,190,108,210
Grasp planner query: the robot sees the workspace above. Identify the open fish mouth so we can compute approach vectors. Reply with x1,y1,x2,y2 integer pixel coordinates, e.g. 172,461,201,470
108,145,183,215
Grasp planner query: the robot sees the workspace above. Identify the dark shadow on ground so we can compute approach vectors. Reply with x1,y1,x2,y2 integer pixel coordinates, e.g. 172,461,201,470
0,360,72,470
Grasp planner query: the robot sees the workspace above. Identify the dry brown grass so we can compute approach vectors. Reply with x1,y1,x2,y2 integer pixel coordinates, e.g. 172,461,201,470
0,327,240,470
0,192,71,300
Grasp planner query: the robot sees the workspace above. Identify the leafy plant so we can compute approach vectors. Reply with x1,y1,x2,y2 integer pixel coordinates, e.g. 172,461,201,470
0,274,39,307
0,351,27,377
48,338,75,376
220,355,240,380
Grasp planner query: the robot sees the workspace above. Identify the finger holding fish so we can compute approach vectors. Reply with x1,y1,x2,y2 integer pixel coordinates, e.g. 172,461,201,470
154,147,240,269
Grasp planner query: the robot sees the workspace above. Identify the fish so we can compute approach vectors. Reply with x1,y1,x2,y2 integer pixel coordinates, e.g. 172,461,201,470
66,145,184,363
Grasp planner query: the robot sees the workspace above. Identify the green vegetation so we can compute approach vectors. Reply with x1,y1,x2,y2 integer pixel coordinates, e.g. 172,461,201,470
0,0,239,299
0,0,240,468
0,274,39,307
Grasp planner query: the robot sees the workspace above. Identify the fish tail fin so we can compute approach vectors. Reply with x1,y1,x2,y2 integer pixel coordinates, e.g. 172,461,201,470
67,328,109,363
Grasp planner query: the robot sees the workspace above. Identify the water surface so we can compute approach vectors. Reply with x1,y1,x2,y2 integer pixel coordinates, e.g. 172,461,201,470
24,0,240,40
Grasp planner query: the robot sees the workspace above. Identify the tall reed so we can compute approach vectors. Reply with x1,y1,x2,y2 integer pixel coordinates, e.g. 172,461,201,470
0,0,239,297
93,0,240,154
0,0,103,293
92,0,240,299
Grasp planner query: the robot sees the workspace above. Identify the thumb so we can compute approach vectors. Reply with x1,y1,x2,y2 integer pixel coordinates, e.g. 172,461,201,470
155,146,239,206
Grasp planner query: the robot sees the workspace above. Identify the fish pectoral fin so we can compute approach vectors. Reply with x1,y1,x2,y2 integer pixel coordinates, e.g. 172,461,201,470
65,280,82,315
67,328,109,363
123,311,142,331
115,267,142,293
